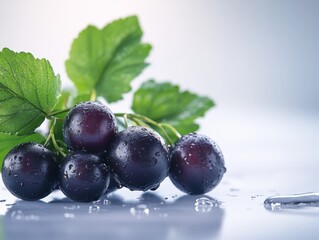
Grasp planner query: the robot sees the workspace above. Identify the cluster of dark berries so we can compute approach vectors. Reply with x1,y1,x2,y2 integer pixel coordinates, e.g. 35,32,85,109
1,101,226,202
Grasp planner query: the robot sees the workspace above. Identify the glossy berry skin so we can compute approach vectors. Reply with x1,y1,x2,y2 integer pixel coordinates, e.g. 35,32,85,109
98,152,118,195
63,101,117,153
103,176,118,195
1,143,58,201
169,133,226,195
107,126,170,191
59,152,110,202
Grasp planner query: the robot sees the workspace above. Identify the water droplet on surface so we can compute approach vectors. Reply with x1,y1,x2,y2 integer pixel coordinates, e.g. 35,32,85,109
63,205,78,210
155,152,160,156
251,194,263,199
92,200,101,205
11,210,39,221
130,204,150,217
194,197,220,212
64,213,75,219
89,205,100,213
264,192,319,211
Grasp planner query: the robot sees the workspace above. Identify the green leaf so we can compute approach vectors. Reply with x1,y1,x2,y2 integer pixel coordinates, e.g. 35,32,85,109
54,90,91,111
66,16,151,103
0,132,45,168
132,80,214,142
54,90,71,111
0,48,61,135
68,93,91,107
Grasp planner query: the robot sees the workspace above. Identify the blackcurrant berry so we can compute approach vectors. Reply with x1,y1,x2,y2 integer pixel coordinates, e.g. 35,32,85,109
59,152,110,202
107,126,169,191
103,176,118,195
63,101,117,153
1,142,58,201
169,133,226,195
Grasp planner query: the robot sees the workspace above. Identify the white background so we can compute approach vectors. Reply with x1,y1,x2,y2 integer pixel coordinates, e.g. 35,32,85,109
1,0,319,111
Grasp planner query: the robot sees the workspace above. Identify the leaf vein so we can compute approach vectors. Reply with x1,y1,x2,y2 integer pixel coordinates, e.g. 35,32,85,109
0,82,45,115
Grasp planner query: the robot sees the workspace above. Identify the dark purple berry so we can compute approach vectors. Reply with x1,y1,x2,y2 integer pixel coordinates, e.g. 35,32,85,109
107,126,169,191
59,152,110,202
169,133,226,195
63,101,117,153
103,176,118,195
1,142,58,201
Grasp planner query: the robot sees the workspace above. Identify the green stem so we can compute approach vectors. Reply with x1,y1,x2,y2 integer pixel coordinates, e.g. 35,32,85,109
123,114,129,128
52,131,66,157
47,108,70,118
114,113,181,145
46,118,67,157
131,117,151,128
125,116,141,126
90,89,97,101
160,123,182,139
158,124,173,145
44,131,51,146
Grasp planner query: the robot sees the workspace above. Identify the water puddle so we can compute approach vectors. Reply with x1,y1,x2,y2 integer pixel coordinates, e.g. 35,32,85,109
194,197,221,213
264,192,319,210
